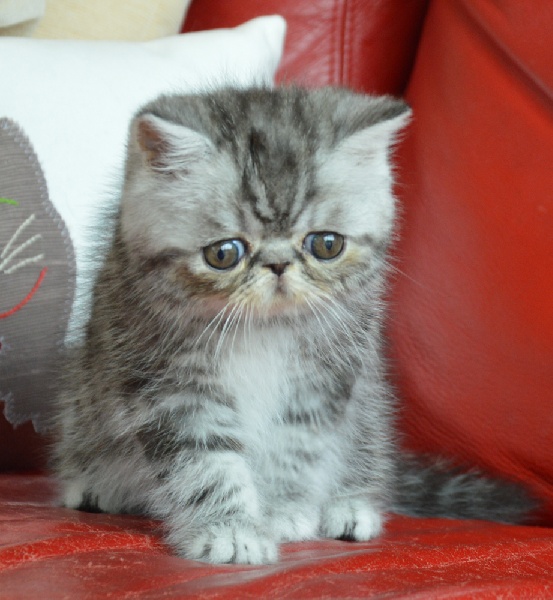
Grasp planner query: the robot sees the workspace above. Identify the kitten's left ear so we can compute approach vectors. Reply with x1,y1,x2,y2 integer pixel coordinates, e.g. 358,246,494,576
132,113,213,173
342,100,412,157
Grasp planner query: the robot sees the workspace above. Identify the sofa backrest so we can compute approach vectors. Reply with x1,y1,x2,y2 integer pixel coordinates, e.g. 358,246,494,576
183,0,429,96
389,0,553,523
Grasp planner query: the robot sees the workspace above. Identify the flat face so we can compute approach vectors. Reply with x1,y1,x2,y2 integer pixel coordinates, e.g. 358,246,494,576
121,87,407,319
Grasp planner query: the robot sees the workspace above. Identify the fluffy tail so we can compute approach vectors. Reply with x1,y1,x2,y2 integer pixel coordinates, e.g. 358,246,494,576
393,453,537,524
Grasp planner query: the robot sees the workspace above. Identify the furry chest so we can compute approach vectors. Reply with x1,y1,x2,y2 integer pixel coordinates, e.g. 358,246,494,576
218,327,295,426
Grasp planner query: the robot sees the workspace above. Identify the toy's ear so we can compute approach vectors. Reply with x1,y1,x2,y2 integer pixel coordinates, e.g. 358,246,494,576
133,113,213,173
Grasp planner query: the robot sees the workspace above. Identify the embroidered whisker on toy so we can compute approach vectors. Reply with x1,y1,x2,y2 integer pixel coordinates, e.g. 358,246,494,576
0,213,44,274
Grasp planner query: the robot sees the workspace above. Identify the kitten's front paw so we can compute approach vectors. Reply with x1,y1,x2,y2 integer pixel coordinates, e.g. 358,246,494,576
178,523,278,565
268,506,320,542
320,497,384,542
63,479,103,513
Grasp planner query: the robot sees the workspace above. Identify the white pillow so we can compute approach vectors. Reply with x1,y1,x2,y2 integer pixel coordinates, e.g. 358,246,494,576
0,16,286,343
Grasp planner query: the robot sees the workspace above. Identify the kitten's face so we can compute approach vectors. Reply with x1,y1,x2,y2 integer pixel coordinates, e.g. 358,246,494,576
121,87,410,319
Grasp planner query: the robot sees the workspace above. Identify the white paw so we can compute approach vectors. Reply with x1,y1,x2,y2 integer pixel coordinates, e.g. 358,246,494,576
320,497,384,541
63,479,105,512
63,479,89,509
180,523,278,564
269,507,320,542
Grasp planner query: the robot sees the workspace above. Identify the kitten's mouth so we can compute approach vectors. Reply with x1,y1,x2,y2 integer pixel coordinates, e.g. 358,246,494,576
274,278,287,295
264,277,311,317
270,275,299,305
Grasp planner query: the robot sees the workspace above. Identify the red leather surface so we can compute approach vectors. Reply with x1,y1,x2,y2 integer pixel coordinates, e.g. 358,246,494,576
183,0,429,95
389,0,553,521
2,474,553,599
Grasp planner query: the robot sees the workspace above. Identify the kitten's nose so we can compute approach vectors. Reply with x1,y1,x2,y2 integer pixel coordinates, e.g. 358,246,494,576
265,262,290,277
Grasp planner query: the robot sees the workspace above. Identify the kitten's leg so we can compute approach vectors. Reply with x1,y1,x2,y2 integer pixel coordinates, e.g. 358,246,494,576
139,400,277,565
319,383,393,543
164,454,277,564
268,428,385,543
54,401,149,515
264,414,334,543
265,388,388,543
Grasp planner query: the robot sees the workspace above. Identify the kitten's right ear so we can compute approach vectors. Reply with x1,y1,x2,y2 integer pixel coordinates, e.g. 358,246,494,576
133,113,213,173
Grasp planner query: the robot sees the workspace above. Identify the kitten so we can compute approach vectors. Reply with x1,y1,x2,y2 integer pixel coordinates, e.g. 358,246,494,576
53,86,533,565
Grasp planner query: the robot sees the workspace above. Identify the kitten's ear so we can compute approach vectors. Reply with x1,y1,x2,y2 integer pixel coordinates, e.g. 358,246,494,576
133,113,213,173
341,100,412,158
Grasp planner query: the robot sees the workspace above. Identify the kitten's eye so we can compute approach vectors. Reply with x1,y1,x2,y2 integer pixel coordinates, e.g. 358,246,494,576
304,232,345,261
203,239,246,270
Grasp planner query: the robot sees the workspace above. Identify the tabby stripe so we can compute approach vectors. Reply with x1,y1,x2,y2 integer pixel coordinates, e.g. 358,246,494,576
184,484,217,508
179,435,244,453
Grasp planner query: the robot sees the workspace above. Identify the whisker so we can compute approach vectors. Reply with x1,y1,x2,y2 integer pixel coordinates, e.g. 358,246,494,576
1,214,35,261
229,300,246,356
329,300,369,361
305,297,353,375
325,294,380,357
310,294,365,370
3,253,44,274
194,304,229,348
386,261,434,293
247,303,254,343
213,303,241,361
245,303,255,360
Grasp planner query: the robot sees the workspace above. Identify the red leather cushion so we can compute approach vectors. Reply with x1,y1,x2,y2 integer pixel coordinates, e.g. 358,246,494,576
2,475,553,598
390,0,553,522
183,0,429,95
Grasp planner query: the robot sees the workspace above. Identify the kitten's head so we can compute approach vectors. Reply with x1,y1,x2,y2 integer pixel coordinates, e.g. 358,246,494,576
120,87,410,320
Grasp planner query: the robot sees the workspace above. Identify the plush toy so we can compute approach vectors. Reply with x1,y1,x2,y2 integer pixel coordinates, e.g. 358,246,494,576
0,119,75,431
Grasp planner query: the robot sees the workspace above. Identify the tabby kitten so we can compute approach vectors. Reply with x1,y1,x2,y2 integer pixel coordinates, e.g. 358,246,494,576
53,86,532,565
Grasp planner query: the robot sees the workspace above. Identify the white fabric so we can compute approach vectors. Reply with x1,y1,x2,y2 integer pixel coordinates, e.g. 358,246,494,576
0,16,286,342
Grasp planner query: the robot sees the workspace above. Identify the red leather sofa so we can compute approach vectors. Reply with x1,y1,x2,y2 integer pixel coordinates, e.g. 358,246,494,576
2,1,553,597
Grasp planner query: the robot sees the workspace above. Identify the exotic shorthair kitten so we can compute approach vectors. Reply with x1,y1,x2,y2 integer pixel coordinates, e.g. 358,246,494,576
53,86,533,564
